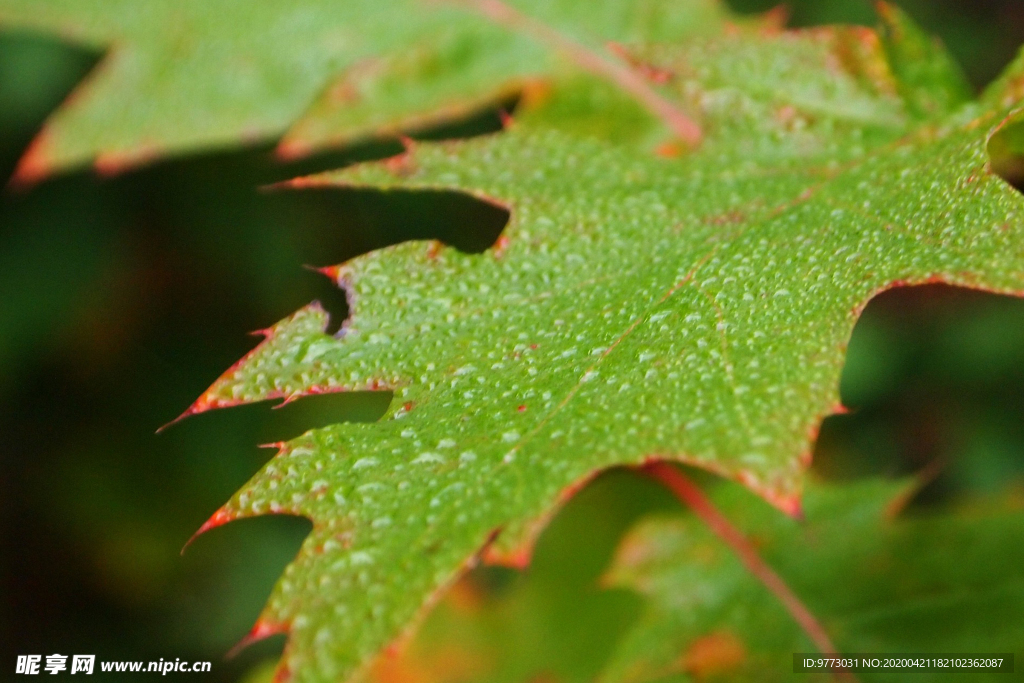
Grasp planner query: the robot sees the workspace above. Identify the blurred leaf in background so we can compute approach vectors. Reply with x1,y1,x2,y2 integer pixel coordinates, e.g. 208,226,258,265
598,478,1024,683
2,1,1024,681
729,0,1024,90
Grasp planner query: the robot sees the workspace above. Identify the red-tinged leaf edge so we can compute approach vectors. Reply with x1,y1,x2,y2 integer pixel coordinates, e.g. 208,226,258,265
158,302,389,432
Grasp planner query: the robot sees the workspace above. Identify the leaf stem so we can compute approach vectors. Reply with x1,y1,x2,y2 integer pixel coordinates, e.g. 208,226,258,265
464,0,703,147
642,461,856,682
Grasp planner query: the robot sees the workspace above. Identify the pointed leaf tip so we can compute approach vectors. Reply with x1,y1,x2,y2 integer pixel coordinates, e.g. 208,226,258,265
227,619,291,660
181,508,237,555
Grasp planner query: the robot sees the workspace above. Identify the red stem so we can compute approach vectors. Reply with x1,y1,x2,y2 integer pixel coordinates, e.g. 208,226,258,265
643,461,857,682
465,0,703,147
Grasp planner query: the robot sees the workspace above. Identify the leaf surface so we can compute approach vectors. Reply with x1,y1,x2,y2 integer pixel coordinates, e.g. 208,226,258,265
172,9,1024,681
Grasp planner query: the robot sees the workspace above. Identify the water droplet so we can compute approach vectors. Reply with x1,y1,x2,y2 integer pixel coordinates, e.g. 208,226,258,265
352,457,379,470
350,551,373,565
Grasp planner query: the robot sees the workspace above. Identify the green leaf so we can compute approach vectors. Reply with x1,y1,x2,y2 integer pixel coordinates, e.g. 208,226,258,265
175,12,1024,682
0,0,730,179
601,479,1024,682
875,1,972,119
988,109,1024,190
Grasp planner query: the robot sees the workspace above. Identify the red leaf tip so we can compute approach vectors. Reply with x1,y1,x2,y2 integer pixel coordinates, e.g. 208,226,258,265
9,132,56,189
493,234,511,258
182,508,237,554
481,540,533,569
227,619,291,659
158,392,229,432
275,137,312,161
777,495,804,520
314,264,343,281
94,147,159,177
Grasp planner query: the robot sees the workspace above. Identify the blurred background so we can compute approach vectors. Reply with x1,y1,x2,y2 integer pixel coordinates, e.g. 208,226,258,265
2,1,1023,680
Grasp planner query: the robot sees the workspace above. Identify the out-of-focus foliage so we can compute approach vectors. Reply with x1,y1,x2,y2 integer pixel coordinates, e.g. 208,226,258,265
0,0,731,179
600,479,1024,683
732,0,1024,90
1,1,1024,682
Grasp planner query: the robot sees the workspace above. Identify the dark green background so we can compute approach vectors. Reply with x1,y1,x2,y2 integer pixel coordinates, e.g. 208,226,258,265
2,1,1023,680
